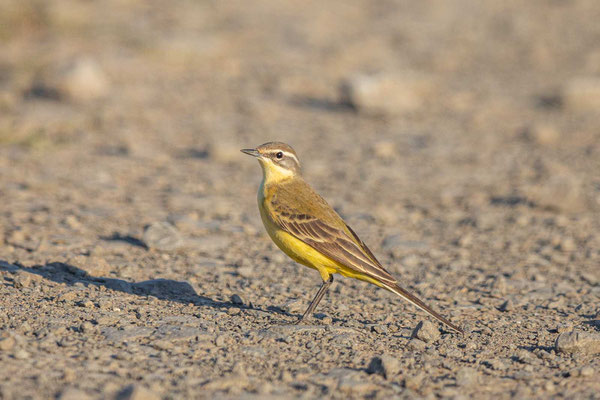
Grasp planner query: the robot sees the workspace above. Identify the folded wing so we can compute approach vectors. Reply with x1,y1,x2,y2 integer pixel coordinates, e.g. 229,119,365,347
267,180,396,286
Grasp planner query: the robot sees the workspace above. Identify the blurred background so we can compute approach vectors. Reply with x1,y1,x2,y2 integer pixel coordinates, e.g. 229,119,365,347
1,0,599,209
1,0,599,251
1,1,599,399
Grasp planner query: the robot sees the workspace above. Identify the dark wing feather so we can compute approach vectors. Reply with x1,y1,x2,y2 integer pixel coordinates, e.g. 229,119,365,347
266,180,396,286
344,223,383,268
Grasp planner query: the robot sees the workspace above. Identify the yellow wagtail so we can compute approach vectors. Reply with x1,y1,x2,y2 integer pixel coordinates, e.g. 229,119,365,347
241,142,463,333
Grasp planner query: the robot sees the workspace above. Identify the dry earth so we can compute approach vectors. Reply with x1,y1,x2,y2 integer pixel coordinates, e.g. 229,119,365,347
1,1,600,399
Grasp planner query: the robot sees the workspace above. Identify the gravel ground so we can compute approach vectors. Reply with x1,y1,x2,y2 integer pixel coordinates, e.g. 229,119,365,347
1,1,599,399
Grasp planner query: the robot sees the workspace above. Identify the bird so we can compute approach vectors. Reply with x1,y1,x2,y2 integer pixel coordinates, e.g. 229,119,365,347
241,142,463,334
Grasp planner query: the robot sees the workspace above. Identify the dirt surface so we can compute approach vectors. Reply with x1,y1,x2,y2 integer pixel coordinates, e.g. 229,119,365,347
1,1,600,399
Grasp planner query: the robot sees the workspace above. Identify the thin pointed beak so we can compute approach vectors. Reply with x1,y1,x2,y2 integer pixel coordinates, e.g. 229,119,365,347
241,148,260,157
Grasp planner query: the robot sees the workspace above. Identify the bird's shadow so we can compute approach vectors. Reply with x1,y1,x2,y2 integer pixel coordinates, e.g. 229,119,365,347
0,259,290,317
1,257,440,332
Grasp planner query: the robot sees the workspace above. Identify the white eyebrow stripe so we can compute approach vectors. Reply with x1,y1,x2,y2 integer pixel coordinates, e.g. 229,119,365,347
267,149,300,165
281,151,299,164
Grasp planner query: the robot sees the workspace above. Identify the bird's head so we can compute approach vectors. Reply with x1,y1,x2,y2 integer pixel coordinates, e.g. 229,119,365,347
241,142,301,182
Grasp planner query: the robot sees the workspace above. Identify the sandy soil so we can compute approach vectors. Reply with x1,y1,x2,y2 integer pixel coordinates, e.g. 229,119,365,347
1,1,599,399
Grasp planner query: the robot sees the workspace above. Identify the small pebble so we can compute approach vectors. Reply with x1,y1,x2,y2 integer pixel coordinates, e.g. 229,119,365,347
80,321,95,334
143,222,183,252
367,355,401,379
230,294,244,305
13,349,30,360
406,339,427,351
555,330,600,354
456,367,478,387
340,72,433,115
215,335,226,347
412,320,441,343
404,372,425,390
523,123,560,146
498,299,513,312
0,336,16,351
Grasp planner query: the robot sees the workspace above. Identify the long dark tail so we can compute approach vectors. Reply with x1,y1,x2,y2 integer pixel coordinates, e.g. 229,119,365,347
383,282,464,334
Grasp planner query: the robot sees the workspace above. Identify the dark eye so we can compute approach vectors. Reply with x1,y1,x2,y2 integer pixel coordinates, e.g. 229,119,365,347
276,152,283,159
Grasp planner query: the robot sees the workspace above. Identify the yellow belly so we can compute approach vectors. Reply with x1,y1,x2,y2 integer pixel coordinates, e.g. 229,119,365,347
258,198,385,287
259,204,335,280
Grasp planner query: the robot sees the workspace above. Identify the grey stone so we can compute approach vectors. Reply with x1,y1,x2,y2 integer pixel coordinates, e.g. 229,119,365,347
330,332,359,347
241,345,267,357
481,358,509,371
281,298,304,314
522,123,560,146
498,299,513,312
236,265,255,278
371,141,397,160
555,331,600,354
455,367,479,387
151,339,173,350
412,320,441,343
404,372,425,390
330,368,377,395
558,237,577,252
340,72,433,115
13,270,39,288
153,325,210,342
143,222,183,251
367,355,401,379
215,335,226,347
524,165,587,212
55,57,110,102
57,291,78,302
13,349,30,360
406,339,427,351
0,336,16,351
102,326,153,343
80,321,96,334
230,294,244,305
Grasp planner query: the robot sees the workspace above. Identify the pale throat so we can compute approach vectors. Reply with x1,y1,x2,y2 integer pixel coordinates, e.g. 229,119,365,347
259,159,295,185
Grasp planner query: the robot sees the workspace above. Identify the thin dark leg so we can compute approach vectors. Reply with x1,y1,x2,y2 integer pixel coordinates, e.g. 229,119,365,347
296,275,334,323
